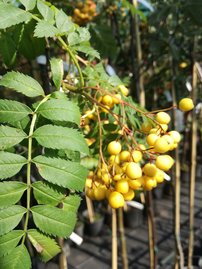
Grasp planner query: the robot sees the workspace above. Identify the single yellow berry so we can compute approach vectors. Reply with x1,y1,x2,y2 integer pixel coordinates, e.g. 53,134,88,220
125,162,142,179
108,191,125,209
143,163,157,177
179,98,194,112
155,155,174,171
156,112,171,124
107,141,122,155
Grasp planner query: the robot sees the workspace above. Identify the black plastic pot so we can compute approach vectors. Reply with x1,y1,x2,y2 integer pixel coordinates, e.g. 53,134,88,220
82,210,104,236
124,206,144,229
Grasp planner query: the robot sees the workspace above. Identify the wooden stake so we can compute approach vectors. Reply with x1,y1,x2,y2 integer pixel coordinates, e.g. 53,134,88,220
171,57,184,269
58,237,68,269
118,208,128,269
112,209,118,269
146,191,157,269
133,0,145,106
85,195,95,223
188,62,198,269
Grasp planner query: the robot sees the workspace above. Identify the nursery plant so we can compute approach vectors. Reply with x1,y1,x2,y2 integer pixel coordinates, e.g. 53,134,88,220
0,1,195,269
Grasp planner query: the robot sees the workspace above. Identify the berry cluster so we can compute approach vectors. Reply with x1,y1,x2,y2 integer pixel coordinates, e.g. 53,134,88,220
72,0,97,25
84,92,194,209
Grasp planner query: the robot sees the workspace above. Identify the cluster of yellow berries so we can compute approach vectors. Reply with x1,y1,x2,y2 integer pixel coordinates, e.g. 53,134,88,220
72,0,97,25
85,97,194,209
85,137,174,209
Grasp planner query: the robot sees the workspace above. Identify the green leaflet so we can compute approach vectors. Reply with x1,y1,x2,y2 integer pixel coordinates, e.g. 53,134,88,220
34,20,59,38
0,125,27,150
0,71,45,98
32,181,65,206
62,195,81,212
0,230,24,257
0,3,32,29
28,229,60,262
0,32,17,67
37,99,80,125
31,205,77,237
50,58,64,90
55,9,75,33
0,181,27,208
0,205,26,236
73,44,100,60
9,116,30,130
0,152,27,180
68,27,91,46
32,155,88,191
0,245,31,269
0,99,32,123
33,124,89,154
19,0,36,10
37,0,54,21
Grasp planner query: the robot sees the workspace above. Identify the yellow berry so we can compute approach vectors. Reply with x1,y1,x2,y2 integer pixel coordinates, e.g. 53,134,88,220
102,95,114,107
179,98,194,112
154,169,164,183
125,162,142,179
168,131,181,143
128,178,142,190
118,85,129,96
115,179,129,194
146,133,159,146
123,188,135,201
119,150,130,162
156,112,171,124
108,191,125,209
107,141,122,155
155,155,174,171
143,163,157,177
154,136,171,153
93,185,106,201
131,150,143,162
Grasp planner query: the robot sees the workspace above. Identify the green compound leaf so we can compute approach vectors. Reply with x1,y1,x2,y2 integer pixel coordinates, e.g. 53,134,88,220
0,125,27,150
33,125,89,154
50,58,64,90
20,0,36,10
0,181,27,208
0,230,24,258
28,229,60,262
37,99,80,125
33,155,88,191
32,181,65,206
0,205,26,236
31,205,77,237
34,20,59,38
0,71,45,97
0,245,31,269
0,152,27,180
0,3,32,29
0,99,32,123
